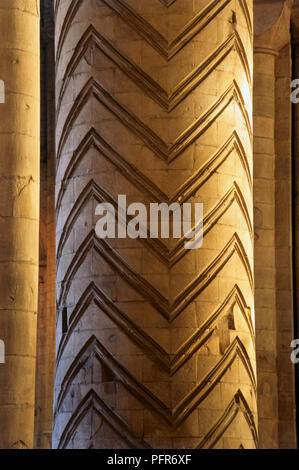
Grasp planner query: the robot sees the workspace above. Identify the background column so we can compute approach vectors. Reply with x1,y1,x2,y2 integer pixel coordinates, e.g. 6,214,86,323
0,0,40,449
254,0,297,449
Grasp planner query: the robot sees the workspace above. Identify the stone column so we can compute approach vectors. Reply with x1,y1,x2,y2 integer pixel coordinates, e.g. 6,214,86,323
291,0,299,448
254,0,296,449
0,1,40,449
54,0,257,449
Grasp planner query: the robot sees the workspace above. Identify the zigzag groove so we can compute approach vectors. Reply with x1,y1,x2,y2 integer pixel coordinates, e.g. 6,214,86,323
57,26,251,117
58,387,257,449
56,281,254,373
54,0,178,20
158,0,177,6
196,390,257,448
56,178,253,271
57,389,151,449
56,335,256,434
56,78,251,166
172,336,256,426
57,230,253,321
56,0,83,65
55,0,251,66
54,0,178,22
101,0,250,60
56,127,252,213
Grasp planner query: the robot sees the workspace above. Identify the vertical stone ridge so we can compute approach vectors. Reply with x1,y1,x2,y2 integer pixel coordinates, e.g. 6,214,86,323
54,0,257,449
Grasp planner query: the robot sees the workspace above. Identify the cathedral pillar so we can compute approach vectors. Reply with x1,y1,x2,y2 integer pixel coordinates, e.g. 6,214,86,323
53,0,257,449
254,0,296,448
0,1,40,448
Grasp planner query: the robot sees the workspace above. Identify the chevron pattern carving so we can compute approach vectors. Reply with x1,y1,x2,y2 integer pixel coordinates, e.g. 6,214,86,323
54,0,257,449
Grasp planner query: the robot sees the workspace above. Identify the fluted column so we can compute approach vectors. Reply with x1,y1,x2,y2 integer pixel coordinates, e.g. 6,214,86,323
0,1,40,449
54,0,257,449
